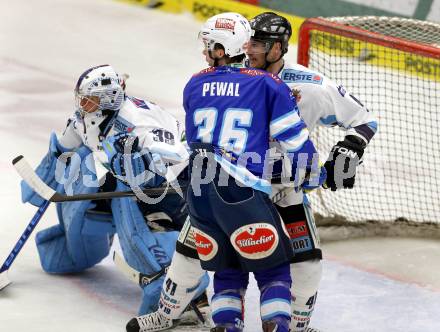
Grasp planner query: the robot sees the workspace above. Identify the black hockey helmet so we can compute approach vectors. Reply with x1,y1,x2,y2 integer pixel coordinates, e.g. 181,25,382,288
249,12,292,55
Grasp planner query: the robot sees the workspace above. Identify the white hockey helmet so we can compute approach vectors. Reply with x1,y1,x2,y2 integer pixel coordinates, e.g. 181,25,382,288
74,64,125,113
198,12,252,58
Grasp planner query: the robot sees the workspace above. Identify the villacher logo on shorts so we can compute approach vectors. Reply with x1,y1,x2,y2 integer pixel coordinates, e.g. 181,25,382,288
231,223,279,259
193,228,218,261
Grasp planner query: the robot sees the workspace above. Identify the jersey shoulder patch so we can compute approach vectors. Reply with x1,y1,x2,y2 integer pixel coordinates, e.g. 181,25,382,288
280,69,323,85
240,68,282,84
193,67,216,77
128,96,150,110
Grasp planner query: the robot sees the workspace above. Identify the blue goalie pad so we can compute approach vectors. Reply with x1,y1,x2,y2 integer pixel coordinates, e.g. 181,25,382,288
111,180,179,314
139,276,166,315
35,146,116,273
21,133,69,206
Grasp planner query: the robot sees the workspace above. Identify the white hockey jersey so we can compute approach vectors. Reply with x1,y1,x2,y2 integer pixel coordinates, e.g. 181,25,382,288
58,96,189,180
273,62,378,206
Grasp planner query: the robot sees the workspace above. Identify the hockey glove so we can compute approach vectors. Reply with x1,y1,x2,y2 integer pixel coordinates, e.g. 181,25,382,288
323,135,366,191
102,133,165,188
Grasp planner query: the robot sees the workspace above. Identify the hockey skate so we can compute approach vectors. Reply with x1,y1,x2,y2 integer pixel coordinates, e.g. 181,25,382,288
304,328,322,332
126,293,211,332
179,292,211,327
209,327,227,332
126,311,174,332
265,320,320,332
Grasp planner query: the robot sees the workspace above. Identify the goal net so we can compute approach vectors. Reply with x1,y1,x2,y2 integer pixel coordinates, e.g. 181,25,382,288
297,17,440,238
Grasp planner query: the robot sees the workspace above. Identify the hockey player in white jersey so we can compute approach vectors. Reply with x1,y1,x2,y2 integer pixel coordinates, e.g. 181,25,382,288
20,64,194,316
246,12,378,332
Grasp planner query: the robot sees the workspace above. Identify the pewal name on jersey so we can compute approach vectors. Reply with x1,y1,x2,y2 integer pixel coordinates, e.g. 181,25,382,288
202,82,240,97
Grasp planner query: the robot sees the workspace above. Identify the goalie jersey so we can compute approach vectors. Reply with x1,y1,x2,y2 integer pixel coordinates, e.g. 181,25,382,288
58,96,189,178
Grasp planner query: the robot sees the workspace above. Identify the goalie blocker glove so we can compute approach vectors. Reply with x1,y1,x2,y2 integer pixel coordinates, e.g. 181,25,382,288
323,135,366,191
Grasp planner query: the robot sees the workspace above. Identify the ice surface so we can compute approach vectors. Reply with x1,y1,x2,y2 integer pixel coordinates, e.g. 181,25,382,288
0,0,439,331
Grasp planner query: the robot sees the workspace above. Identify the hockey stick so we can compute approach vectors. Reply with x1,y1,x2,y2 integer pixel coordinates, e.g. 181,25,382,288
271,186,295,204
112,251,169,287
12,155,183,203
0,200,50,291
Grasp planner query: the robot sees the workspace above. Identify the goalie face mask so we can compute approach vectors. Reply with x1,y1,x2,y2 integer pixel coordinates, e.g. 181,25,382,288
74,64,125,115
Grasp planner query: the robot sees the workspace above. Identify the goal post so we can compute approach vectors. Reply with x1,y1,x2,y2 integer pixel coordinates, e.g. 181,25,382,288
297,17,440,238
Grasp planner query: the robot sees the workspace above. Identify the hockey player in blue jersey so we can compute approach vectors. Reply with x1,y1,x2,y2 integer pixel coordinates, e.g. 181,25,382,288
20,64,191,316
127,12,375,332
125,13,326,332
246,12,378,332
183,13,325,332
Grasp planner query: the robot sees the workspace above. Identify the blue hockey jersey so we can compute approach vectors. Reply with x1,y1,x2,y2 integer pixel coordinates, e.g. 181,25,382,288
183,65,317,194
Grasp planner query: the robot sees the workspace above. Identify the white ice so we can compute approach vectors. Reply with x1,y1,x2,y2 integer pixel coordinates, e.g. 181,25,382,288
0,0,439,331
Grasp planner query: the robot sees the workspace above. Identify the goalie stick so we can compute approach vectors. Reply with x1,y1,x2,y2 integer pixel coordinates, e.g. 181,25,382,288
12,155,183,203
13,154,305,203
112,251,169,287
0,200,50,291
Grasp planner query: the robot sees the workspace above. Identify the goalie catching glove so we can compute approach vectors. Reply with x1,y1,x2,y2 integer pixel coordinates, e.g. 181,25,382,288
323,135,366,191
102,132,166,188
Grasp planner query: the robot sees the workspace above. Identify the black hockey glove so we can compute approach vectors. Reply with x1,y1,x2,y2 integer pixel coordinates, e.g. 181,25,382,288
323,135,366,191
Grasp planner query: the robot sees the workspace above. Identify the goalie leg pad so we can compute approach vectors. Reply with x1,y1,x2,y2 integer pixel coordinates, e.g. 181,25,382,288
139,276,166,315
158,251,209,319
110,181,177,274
35,147,115,273
35,208,114,273
111,181,178,314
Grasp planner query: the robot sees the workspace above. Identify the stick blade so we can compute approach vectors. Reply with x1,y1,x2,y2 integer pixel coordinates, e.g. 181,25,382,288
12,155,55,201
0,271,11,291
112,251,139,285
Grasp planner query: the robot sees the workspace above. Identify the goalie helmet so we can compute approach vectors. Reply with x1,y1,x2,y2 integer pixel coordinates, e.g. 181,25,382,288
198,12,251,58
74,64,125,113
249,12,292,54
